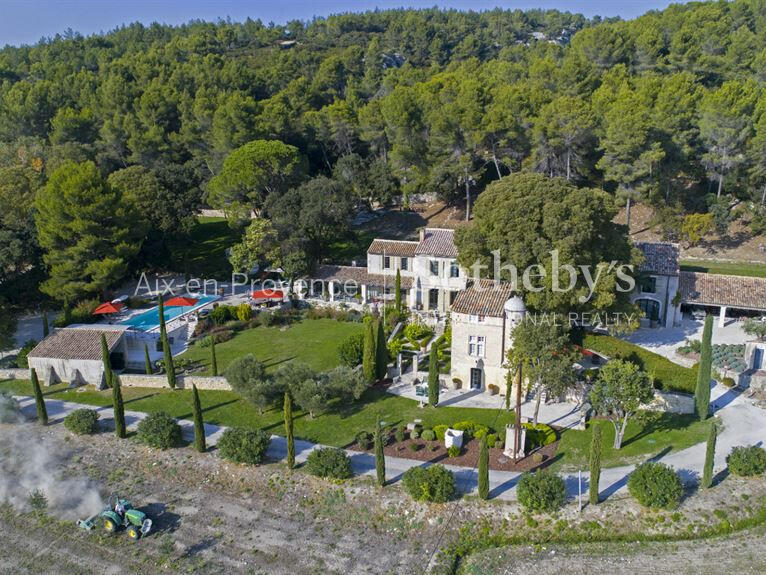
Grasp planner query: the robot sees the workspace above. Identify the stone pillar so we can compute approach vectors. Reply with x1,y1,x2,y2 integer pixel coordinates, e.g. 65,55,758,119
397,352,403,375
329,281,335,302
361,283,368,303
719,306,727,328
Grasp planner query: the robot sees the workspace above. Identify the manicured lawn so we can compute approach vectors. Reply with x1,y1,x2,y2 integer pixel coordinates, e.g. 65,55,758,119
553,414,710,471
0,380,512,448
581,333,698,394
169,216,240,279
180,319,364,375
681,259,766,278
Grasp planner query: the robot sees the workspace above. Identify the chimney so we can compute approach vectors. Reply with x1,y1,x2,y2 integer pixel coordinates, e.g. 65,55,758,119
419,228,426,242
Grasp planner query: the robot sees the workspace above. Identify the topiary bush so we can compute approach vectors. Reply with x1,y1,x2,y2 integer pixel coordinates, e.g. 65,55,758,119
447,445,461,458
451,421,491,440
433,424,449,441
486,433,498,448
217,427,271,465
136,412,182,449
627,462,683,509
727,445,766,477
523,423,557,449
394,427,406,442
356,431,373,450
517,471,566,512
422,429,436,441
402,464,456,503
306,447,353,479
64,409,99,435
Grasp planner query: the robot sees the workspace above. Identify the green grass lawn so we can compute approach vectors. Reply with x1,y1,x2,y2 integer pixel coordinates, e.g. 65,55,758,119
553,414,710,471
0,379,511,448
181,319,363,375
581,333,697,394
169,216,240,279
681,259,766,278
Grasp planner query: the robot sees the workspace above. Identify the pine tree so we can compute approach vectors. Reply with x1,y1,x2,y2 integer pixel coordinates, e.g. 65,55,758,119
211,339,218,376
362,318,376,383
394,269,402,317
589,424,602,505
375,319,388,380
695,314,713,420
284,392,295,469
428,344,439,407
30,368,47,425
112,374,126,438
144,343,153,375
375,418,386,486
192,384,206,453
159,298,176,389
478,436,489,500
42,311,49,338
100,333,113,389
702,421,717,489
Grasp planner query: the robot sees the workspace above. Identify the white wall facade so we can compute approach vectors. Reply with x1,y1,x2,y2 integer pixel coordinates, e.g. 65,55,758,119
631,273,681,328
451,312,507,392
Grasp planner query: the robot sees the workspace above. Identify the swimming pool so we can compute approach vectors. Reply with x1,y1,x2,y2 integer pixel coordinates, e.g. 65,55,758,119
120,295,219,332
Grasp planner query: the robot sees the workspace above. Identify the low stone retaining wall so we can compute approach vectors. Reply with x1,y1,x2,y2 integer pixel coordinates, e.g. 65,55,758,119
0,368,30,380
644,390,695,414
118,373,231,391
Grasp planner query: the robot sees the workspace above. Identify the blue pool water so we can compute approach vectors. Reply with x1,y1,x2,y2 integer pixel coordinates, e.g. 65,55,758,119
120,296,218,332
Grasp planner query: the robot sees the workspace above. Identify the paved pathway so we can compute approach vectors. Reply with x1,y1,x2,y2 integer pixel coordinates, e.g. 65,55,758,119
14,381,766,502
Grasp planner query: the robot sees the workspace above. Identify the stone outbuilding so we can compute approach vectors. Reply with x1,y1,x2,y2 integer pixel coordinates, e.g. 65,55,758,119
27,327,127,387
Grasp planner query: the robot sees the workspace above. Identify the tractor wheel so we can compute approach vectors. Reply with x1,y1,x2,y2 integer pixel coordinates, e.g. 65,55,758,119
103,518,117,534
126,525,141,541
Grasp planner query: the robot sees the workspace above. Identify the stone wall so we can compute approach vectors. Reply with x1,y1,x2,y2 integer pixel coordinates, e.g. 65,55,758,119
118,373,231,391
0,368,30,380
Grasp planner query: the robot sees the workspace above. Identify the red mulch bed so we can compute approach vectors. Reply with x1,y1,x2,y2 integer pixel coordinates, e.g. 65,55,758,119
348,437,559,472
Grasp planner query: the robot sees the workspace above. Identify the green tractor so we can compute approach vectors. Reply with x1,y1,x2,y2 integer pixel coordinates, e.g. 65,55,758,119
77,494,153,541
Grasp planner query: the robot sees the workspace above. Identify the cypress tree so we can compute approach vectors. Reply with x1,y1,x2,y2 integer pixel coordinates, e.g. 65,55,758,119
362,318,376,383
100,333,113,389
63,299,72,326
375,418,386,486
702,421,717,489
695,314,714,420
478,436,489,500
394,269,402,317
375,319,388,380
192,384,206,453
42,311,49,338
112,375,126,438
211,339,218,376
284,392,295,469
589,424,602,505
144,343,153,375
428,344,439,407
30,368,47,425
159,298,176,389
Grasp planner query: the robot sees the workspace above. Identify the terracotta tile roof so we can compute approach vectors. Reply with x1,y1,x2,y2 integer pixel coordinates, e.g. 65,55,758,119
28,328,124,361
451,280,517,317
635,242,679,276
415,228,458,258
314,265,413,289
367,239,419,257
679,271,766,310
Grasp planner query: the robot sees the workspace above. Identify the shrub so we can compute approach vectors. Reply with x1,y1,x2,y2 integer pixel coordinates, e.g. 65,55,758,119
721,377,737,388
394,427,406,442
54,299,100,327
197,329,233,347
217,427,271,465
727,445,766,477
403,320,433,344
451,421,491,440
517,472,567,512
523,423,557,449
338,332,365,367
356,431,373,450
433,424,449,441
236,303,253,322
306,447,353,479
410,429,420,440
64,409,99,435
210,305,235,325
0,392,20,423
409,442,420,451
136,412,182,449
401,465,456,502
15,339,38,368
422,429,436,441
447,445,461,458
486,433,498,448
627,462,683,509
